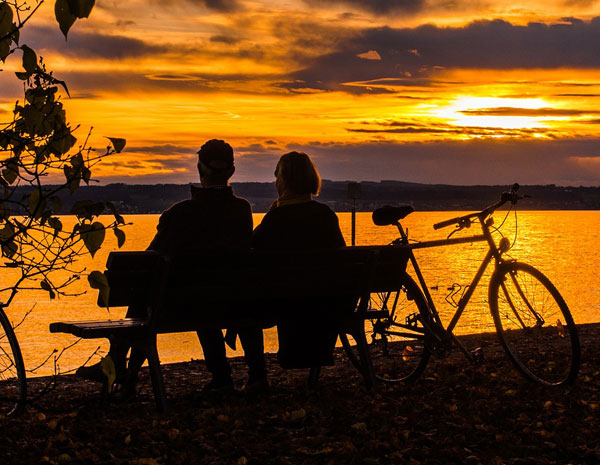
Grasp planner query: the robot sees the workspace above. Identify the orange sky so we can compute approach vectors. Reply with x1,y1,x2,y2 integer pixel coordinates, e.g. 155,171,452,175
2,0,600,185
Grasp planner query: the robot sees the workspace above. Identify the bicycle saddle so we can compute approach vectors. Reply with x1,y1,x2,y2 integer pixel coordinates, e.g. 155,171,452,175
372,205,415,226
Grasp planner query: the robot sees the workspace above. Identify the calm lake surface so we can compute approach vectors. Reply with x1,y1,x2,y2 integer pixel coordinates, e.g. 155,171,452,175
5,211,599,377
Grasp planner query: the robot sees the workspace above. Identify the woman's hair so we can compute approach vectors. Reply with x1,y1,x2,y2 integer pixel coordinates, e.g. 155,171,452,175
275,151,321,196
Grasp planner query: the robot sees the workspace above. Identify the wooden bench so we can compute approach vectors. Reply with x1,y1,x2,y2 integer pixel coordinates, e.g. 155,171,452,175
50,246,409,411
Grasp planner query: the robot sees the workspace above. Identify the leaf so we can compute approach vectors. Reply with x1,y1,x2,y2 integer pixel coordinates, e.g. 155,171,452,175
137,458,160,465
63,165,81,194
40,209,52,226
0,202,9,220
106,137,126,153
79,221,105,257
28,189,46,219
556,319,566,338
53,78,70,97
0,3,13,36
50,196,62,215
88,270,109,306
41,279,56,299
113,227,125,248
289,408,306,421
70,151,84,167
1,240,17,259
21,44,38,74
82,166,91,184
0,220,14,241
11,23,19,45
50,132,77,157
351,422,368,432
71,200,105,220
2,161,18,185
4,261,22,268
100,355,116,393
107,202,125,224
69,0,95,18
55,0,77,39
48,217,63,238
88,270,109,289
402,345,414,362
0,38,10,62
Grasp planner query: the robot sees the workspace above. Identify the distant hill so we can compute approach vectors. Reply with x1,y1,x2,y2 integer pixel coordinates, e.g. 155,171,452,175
25,181,600,214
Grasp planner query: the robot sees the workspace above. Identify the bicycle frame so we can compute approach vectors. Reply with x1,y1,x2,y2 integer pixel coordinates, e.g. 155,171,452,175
392,210,508,361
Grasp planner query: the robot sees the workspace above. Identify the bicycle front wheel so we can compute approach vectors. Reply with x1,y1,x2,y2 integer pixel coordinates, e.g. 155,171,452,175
341,273,431,383
0,307,26,415
489,261,580,386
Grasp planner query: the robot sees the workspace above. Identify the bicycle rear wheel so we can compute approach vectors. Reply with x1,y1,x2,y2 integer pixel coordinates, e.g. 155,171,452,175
340,273,431,383
0,307,26,415
489,261,580,386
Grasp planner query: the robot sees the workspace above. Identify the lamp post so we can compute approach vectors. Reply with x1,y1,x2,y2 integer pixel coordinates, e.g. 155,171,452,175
347,182,361,246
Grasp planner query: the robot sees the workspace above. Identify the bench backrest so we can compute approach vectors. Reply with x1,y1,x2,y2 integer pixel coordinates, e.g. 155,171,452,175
102,246,409,330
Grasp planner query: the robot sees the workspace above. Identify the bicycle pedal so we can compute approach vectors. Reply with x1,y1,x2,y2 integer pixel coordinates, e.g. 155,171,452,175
471,347,484,364
424,335,450,358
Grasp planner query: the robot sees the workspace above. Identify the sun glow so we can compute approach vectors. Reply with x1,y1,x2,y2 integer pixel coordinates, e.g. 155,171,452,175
435,96,553,130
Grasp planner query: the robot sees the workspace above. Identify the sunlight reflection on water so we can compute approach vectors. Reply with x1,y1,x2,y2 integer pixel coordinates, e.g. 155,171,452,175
5,210,599,376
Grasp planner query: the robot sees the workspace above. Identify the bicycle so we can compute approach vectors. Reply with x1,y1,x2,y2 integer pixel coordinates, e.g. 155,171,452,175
0,302,26,415
340,184,581,387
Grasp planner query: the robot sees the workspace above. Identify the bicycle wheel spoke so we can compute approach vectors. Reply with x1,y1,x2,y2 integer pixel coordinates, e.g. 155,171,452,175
491,262,580,386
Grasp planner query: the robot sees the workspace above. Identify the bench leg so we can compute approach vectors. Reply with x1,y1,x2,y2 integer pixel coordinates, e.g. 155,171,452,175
144,336,168,413
343,319,376,389
353,328,375,389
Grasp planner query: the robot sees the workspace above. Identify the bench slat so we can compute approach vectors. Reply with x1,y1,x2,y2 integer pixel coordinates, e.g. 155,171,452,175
50,319,149,339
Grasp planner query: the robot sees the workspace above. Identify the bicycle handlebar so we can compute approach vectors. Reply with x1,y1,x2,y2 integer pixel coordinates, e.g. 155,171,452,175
433,214,473,230
433,184,525,230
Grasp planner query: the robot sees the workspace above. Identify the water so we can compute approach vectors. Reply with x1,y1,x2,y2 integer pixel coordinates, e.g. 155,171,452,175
4,210,599,377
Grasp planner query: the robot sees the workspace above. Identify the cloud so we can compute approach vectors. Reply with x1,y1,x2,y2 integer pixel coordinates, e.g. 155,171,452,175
109,154,195,172
30,69,285,96
146,74,203,81
20,26,166,59
0,76,25,100
357,50,381,60
94,137,600,186
563,0,597,6
201,0,241,11
555,93,600,97
147,0,242,12
278,138,600,186
346,119,554,138
127,144,195,155
91,133,600,186
210,34,241,44
237,143,278,153
115,20,136,27
302,0,426,15
460,107,598,117
283,17,600,93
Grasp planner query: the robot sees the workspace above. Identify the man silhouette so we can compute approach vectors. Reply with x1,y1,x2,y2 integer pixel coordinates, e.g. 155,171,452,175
77,139,266,393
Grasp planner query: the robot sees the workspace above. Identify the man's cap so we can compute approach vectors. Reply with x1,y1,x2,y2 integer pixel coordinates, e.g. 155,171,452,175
197,139,234,170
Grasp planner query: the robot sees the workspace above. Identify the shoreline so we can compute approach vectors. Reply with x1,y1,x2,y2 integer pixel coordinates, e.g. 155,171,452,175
25,321,600,380
2,323,599,464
